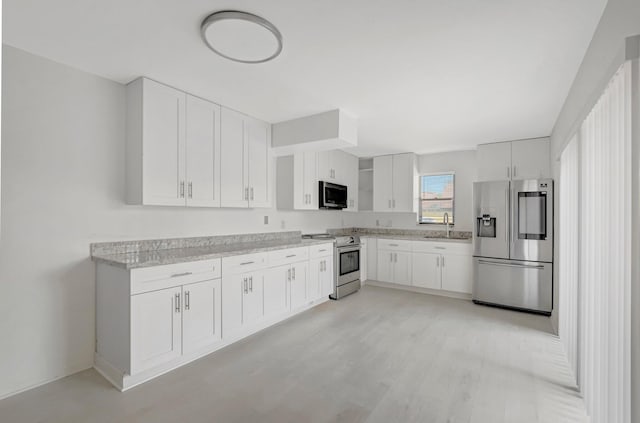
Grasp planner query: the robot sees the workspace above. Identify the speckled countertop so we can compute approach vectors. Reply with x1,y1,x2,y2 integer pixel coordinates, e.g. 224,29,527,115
330,227,472,244
90,231,334,270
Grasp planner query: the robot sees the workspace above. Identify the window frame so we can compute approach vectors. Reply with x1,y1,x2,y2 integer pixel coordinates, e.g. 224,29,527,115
418,172,455,225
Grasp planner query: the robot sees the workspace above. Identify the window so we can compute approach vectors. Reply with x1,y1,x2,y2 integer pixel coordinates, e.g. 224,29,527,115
419,173,454,224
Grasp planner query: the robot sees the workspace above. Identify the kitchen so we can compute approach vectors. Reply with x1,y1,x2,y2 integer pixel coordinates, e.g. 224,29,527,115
1,1,639,423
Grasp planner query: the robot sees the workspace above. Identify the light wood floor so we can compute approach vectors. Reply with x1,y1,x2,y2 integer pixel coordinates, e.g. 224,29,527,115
0,285,588,423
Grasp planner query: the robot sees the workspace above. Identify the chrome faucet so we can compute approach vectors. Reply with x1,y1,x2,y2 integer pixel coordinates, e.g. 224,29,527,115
443,212,451,238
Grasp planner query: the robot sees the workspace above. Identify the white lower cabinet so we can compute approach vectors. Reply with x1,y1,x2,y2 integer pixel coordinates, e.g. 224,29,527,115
377,250,412,285
411,252,441,290
130,287,183,374
290,261,309,309
182,279,222,355
441,253,473,294
96,245,333,391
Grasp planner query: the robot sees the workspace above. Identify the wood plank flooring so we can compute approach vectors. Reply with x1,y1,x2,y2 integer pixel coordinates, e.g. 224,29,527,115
0,285,588,423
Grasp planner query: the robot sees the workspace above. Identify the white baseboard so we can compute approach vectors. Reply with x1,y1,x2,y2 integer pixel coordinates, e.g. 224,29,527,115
365,280,472,300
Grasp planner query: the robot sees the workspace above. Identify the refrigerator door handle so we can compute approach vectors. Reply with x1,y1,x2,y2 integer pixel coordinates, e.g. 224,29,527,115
505,188,510,243
477,260,545,270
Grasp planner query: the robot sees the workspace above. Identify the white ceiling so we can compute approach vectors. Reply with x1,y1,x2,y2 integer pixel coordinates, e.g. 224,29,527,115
4,0,606,156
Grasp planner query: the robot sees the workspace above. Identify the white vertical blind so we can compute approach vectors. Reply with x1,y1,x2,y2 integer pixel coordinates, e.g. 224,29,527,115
578,61,632,423
559,135,579,381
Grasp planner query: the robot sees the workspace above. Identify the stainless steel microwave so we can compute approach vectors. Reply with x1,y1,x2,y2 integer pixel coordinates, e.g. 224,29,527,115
319,181,347,209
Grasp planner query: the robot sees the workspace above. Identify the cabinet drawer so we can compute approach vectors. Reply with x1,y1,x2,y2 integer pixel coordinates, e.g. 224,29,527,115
131,259,221,295
309,243,334,258
222,253,268,274
268,246,309,266
377,239,413,251
412,241,472,255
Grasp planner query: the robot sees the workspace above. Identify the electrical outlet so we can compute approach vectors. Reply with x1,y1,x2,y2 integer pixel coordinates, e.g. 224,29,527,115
264,216,269,225
376,219,380,227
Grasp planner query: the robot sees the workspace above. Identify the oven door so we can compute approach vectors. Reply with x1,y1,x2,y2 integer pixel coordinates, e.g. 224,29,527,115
510,179,553,262
337,246,361,285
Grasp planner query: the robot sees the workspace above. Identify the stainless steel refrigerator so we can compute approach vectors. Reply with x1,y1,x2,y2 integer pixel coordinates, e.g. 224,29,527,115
472,179,553,314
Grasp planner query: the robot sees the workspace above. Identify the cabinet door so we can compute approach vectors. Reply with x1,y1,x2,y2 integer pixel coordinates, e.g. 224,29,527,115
247,117,272,208
316,151,333,181
264,265,290,317
131,287,182,374
441,254,473,294
220,107,248,207
360,240,368,282
377,250,394,282
321,258,335,297
373,155,393,211
142,80,186,206
511,138,550,180
345,153,359,211
477,142,512,181
392,153,416,212
290,262,308,309
303,151,318,209
393,252,413,286
307,259,322,302
182,279,221,354
243,272,264,325
221,274,244,338
367,238,378,281
185,95,221,207
412,252,441,289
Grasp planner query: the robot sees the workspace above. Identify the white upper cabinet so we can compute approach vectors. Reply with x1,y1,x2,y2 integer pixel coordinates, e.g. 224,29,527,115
373,155,393,211
373,153,417,212
477,138,550,181
220,107,272,208
126,78,187,206
185,95,221,207
277,149,358,211
511,138,550,180
476,141,511,181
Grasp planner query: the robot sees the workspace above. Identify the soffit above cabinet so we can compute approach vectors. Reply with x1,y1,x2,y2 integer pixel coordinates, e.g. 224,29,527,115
271,109,357,156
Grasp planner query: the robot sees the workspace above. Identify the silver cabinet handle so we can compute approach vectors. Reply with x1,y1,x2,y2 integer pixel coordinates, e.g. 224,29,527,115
390,252,392,262
507,166,510,179
434,246,446,250
505,188,509,242
292,267,296,280
240,261,255,266
175,293,181,313
318,249,327,252
286,254,296,258
245,187,249,200
188,182,193,199
185,290,190,310
388,199,392,208
171,272,192,278
478,260,545,270
441,256,445,267
250,187,254,201
180,181,185,198
287,269,291,282
436,256,440,267
249,276,253,292
389,243,399,247
513,166,517,178
243,278,248,294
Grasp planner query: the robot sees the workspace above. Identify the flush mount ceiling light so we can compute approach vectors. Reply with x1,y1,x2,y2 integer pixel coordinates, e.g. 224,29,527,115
200,11,283,64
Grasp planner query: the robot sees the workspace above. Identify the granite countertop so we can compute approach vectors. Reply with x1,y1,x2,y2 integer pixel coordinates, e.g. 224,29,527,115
329,227,472,244
367,234,472,244
91,233,334,270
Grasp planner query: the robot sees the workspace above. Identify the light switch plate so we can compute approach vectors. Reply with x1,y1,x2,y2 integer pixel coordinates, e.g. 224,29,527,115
264,216,269,225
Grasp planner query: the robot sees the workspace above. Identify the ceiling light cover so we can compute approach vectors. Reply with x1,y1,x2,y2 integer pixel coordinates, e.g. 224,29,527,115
201,11,283,64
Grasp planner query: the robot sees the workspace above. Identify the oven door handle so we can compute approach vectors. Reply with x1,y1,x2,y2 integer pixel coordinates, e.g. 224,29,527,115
337,246,361,253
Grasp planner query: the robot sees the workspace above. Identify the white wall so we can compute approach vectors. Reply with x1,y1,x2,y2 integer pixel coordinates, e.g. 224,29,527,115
347,150,477,232
549,0,640,419
0,46,345,399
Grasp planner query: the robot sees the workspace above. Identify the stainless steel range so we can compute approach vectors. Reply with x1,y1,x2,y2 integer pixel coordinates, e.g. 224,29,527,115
302,233,361,299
